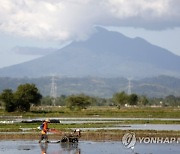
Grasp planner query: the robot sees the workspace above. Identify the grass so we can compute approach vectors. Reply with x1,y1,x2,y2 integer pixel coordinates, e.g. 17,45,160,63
0,106,180,118
0,118,180,133
0,130,179,141
0,106,179,140
0,122,116,132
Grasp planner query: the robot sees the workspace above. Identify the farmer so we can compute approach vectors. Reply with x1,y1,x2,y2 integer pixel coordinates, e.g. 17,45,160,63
39,118,50,143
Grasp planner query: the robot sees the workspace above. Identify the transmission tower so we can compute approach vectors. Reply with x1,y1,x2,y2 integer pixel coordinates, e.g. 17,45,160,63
127,78,132,95
50,75,57,106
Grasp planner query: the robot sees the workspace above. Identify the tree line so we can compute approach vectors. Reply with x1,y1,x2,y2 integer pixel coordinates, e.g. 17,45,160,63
0,83,180,112
0,83,42,112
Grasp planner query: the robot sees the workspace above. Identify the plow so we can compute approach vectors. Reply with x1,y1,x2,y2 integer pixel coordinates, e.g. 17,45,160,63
48,129,81,143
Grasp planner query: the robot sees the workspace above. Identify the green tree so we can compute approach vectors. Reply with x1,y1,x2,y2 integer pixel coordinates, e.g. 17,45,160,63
65,94,91,110
0,89,16,112
113,91,128,107
128,94,138,105
41,96,52,106
165,95,179,106
56,95,67,106
14,83,42,111
139,96,149,106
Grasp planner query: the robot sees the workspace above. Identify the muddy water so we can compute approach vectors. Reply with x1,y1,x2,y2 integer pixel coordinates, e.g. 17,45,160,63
0,140,179,154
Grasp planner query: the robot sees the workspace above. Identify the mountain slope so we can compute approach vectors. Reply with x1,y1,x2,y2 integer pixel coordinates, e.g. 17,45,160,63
0,27,180,78
0,75,180,98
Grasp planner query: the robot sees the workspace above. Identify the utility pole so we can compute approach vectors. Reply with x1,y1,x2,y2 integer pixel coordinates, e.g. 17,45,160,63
50,75,57,106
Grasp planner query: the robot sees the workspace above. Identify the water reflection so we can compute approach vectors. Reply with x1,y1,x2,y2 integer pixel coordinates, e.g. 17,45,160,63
0,140,180,154
40,143,48,154
39,142,80,154
61,142,81,154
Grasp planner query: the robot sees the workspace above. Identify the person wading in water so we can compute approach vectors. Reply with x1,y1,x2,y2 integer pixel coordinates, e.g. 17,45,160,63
39,118,50,143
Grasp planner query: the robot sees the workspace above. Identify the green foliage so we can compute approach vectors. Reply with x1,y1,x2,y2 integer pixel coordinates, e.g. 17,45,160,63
113,92,139,107
128,94,138,105
40,96,52,106
0,89,16,112
41,95,67,106
1,80,180,114
164,95,180,106
0,83,42,112
56,95,67,106
14,83,42,111
113,91,128,107
65,94,91,110
138,96,149,106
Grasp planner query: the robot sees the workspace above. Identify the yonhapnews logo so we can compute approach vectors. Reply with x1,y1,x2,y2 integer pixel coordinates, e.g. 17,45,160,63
122,132,136,149
122,132,180,149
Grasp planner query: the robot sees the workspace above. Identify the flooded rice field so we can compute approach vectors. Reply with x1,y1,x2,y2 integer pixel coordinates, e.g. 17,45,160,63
1,117,180,123
79,124,180,131
0,140,179,154
116,124,180,131
1,117,180,131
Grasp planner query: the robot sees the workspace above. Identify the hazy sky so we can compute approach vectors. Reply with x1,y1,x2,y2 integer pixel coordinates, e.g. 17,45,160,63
0,0,180,68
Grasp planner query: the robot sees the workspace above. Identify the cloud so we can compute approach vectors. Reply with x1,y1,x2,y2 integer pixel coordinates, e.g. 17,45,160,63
104,0,180,29
0,0,180,42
